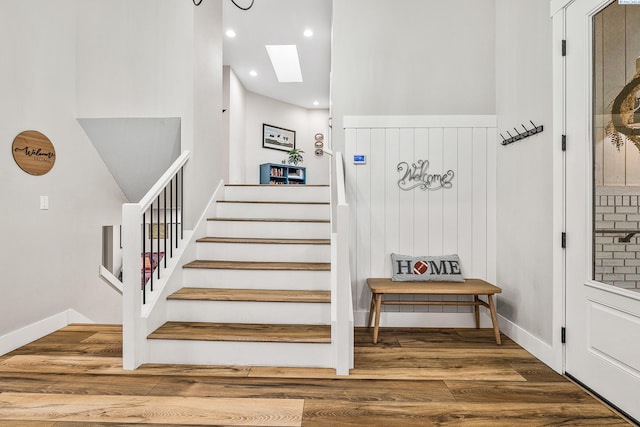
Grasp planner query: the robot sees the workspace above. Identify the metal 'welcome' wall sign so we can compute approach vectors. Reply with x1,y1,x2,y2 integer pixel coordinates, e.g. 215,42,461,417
397,160,455,191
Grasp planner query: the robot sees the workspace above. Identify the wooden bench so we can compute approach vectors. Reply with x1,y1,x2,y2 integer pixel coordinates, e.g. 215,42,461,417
366,278,502,345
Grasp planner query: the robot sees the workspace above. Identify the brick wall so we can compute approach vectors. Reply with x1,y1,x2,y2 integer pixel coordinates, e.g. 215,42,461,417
594,194,640,290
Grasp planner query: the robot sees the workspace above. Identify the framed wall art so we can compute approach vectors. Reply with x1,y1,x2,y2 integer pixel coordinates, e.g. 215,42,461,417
263,124,296,152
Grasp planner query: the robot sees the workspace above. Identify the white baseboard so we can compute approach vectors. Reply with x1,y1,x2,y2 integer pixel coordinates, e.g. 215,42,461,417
497,313,560,372
0,309,93,356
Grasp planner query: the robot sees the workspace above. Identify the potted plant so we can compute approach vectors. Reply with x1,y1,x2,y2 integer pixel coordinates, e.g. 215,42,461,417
287,148,304,165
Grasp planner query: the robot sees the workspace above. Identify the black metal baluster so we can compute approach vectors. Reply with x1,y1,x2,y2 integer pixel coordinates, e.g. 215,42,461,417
180,167,184,240
142,211,146,304
150,202,154,292
175,173,179,249
169,176,173,258
164,186,167,268
157,195,161,280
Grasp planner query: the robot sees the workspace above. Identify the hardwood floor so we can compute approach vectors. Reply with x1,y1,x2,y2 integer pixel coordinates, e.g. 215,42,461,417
0,325,632,426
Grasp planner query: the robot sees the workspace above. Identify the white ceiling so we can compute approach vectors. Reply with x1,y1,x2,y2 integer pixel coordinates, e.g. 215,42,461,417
222,0,332,110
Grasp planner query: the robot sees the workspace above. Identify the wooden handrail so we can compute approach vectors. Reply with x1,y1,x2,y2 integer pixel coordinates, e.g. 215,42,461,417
138,151,190,211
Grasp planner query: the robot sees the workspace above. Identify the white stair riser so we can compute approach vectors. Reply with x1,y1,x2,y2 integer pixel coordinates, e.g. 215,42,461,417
225,186,329,203
217,202,329,220
166,300,330,324
207,220,330,239
196,242,330,263
146,340,333,367
183,269,330,290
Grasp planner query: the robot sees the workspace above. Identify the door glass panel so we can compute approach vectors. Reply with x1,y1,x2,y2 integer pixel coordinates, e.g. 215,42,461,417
593,1,640,292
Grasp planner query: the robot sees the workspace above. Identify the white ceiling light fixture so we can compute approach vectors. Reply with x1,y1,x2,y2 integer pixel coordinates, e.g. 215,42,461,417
265,45,303,83
304,29,314,37
313,100,319,106
225,29,236,38
249,70,258,77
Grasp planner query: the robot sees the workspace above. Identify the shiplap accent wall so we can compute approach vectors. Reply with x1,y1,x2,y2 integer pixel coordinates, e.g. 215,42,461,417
344,116,497,324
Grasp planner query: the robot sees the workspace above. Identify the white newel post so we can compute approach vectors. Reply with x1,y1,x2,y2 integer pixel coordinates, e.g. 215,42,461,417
122,203,145,370
334,152,354,375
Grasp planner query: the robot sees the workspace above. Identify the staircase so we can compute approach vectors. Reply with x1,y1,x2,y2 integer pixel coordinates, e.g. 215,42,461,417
145,184,334,367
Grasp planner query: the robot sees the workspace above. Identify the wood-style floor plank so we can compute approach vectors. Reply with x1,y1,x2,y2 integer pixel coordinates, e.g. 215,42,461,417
301,401,630,426
0,355,251,377
149,377,455,402
0,373,161,395
0,393,304,426
444,380,597,403
509,360,569,382
246,365,526,382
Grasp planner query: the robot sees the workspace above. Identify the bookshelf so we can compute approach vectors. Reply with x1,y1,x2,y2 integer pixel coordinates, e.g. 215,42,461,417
259,163,306,185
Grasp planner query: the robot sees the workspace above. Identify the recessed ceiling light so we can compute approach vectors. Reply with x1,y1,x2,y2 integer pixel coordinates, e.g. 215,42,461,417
249,70,257,77
313,100,319,106
265,45,303,83
304,29,313,37
226,29,236,38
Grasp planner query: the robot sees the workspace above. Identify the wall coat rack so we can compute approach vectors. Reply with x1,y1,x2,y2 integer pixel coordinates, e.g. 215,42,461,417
500,121,544,146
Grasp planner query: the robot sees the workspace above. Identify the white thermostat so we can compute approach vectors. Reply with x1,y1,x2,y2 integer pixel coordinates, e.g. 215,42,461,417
353,155,366,165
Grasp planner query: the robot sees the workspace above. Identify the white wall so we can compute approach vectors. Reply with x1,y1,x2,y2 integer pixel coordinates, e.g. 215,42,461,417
0,0,225,344
78,117,182,202
331,0,496,153
225,66,247,184
76,0,224,227
0,0,127,336
243,91,330,185
345,116,497,325
495,0,554,346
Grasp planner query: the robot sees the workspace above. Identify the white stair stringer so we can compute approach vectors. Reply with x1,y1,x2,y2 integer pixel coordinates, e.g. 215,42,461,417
146,184,335,369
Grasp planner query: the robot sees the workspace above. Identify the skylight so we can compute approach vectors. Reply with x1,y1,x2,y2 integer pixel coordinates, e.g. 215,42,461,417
265,45,303,83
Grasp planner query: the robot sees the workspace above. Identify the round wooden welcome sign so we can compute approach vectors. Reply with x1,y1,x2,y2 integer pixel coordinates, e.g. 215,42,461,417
12,130,56,176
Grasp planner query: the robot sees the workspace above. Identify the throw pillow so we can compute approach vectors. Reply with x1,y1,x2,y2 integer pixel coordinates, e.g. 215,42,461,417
391,253,465,282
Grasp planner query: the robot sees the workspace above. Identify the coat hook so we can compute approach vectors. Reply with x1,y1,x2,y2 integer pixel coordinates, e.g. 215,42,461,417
500,120,544,147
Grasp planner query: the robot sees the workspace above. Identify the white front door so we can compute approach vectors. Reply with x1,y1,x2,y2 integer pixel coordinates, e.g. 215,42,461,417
565,0,640,421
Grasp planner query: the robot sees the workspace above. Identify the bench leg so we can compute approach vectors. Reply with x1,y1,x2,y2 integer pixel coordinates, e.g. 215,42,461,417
373,294,382,344
367,293,376,328
487,294,501,345
473,296,480,329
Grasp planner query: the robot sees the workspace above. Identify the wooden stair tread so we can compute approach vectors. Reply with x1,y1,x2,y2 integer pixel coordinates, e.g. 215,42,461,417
196,237,330,245
218,200,329,205
148,321,331,343
183,260,331,271
208,217,329,223
168,288,331,303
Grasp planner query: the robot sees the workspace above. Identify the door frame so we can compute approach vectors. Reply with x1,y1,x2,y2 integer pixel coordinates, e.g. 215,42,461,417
552,1,640,422
551,0,572,375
